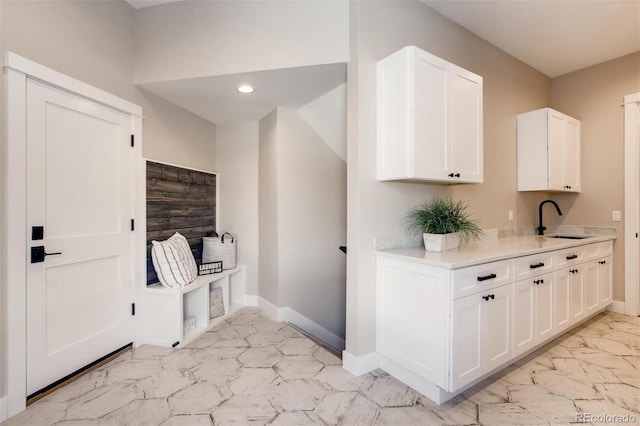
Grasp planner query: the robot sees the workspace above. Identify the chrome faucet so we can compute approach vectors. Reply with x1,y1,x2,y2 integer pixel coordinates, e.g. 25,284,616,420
538,200,563,236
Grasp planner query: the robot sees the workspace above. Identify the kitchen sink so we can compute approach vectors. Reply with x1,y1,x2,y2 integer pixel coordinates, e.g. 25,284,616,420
546,235,591,239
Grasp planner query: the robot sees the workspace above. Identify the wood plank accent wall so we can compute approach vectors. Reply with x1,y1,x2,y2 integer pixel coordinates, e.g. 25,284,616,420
146,161,217,285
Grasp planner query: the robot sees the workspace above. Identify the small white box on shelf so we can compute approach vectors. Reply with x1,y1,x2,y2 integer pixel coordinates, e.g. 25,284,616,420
183,316,196,335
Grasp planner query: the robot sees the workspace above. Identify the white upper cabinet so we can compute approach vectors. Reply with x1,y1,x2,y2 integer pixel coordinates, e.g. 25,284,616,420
517,108,581,192
377,46,483,183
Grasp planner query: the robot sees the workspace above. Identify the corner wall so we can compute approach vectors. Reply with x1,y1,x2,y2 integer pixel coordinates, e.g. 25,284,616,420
216,122,260,297
259,110,281,306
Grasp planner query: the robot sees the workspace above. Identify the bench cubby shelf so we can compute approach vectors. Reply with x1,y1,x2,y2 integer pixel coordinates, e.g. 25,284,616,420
143,266,245,347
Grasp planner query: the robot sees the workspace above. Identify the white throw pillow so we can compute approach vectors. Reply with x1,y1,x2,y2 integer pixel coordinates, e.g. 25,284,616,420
151,232,198,288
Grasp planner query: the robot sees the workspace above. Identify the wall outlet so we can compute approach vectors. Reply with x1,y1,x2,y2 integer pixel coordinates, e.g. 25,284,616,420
612,210,621,221
508,209,514,221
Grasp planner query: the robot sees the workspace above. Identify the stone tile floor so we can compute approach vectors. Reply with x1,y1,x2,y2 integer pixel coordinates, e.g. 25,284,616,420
3,308,639,425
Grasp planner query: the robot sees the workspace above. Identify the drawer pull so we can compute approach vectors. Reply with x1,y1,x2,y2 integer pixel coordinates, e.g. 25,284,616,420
530,262,545,269
566,254,578,260
477,273,497,282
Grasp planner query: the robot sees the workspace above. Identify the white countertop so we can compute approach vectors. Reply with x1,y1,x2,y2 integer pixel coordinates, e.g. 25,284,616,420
375,234,615,269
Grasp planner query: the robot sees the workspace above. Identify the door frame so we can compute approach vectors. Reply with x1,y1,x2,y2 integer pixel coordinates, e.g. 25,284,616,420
3,52,144,418
624,92,640,317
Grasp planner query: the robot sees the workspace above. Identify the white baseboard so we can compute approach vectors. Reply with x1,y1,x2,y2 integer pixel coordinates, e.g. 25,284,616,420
256,297,345,351
0,396,8,422
342,350,378,376
244,294,259,307
280,307,345,351
606,300,625,314
257,297,281,321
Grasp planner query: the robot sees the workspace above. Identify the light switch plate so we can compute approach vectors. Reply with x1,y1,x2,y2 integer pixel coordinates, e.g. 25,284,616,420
612,210,621,221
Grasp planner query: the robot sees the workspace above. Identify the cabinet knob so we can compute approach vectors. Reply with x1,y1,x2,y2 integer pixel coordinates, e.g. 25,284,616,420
454,173,461,178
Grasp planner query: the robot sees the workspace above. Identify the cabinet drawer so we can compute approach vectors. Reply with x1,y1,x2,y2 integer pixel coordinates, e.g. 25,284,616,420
452,260,513,299
514,252,555,281
555,247,585,269
585,241,613,260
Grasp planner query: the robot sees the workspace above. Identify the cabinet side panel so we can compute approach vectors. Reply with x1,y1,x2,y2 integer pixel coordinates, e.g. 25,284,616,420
377,51,410,179
412,51,448,180
517,109,549,191
377,259,448,388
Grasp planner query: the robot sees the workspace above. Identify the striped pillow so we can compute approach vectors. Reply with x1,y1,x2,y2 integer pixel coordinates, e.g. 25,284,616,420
151,232,198,288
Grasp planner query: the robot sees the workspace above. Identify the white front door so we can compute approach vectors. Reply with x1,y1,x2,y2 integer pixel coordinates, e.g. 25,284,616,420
26,78,135,396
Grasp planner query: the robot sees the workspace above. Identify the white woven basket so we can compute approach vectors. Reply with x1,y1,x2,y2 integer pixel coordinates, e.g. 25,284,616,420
202,232,237,270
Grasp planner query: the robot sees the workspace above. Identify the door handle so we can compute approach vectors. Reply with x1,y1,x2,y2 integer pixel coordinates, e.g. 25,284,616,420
31,246,62,263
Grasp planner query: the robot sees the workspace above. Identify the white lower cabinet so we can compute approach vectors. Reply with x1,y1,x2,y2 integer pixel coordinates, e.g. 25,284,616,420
513,272,554,356
451,283,513,390
555,265,585,330
585,255,613,315
376,238,614,404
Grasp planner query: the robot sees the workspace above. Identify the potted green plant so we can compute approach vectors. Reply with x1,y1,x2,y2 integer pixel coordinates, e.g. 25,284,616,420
405,197,483,251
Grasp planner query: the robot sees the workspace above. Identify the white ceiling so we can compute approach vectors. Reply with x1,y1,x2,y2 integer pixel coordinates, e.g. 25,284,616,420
422,0,640,78
129,0,640,124
139,63,347,124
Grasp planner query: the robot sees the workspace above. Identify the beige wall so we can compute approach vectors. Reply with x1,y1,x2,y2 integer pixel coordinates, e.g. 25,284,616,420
550,52,640,301
258,110,280,305
133,0,350,84
277,108,347,341
257,107,348,341
215,121,260,297
346,0,553,359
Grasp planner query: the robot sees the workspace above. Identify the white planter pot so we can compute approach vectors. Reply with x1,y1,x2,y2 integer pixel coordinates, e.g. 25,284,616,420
423,232,461,252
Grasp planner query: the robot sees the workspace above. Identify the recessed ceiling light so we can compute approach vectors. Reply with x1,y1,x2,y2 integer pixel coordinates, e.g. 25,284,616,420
237,84,255,94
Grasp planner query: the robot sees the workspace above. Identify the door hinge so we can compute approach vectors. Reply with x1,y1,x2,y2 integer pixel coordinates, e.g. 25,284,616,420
130,219,135,231
130,135,134,147
131,303,135,316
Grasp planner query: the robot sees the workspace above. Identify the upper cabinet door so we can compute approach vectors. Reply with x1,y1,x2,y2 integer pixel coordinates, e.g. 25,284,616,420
547,111,565,191
377,46,483,184
449,67,483,183
517,107,581,193
413,49,448,180
564,118,581,192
